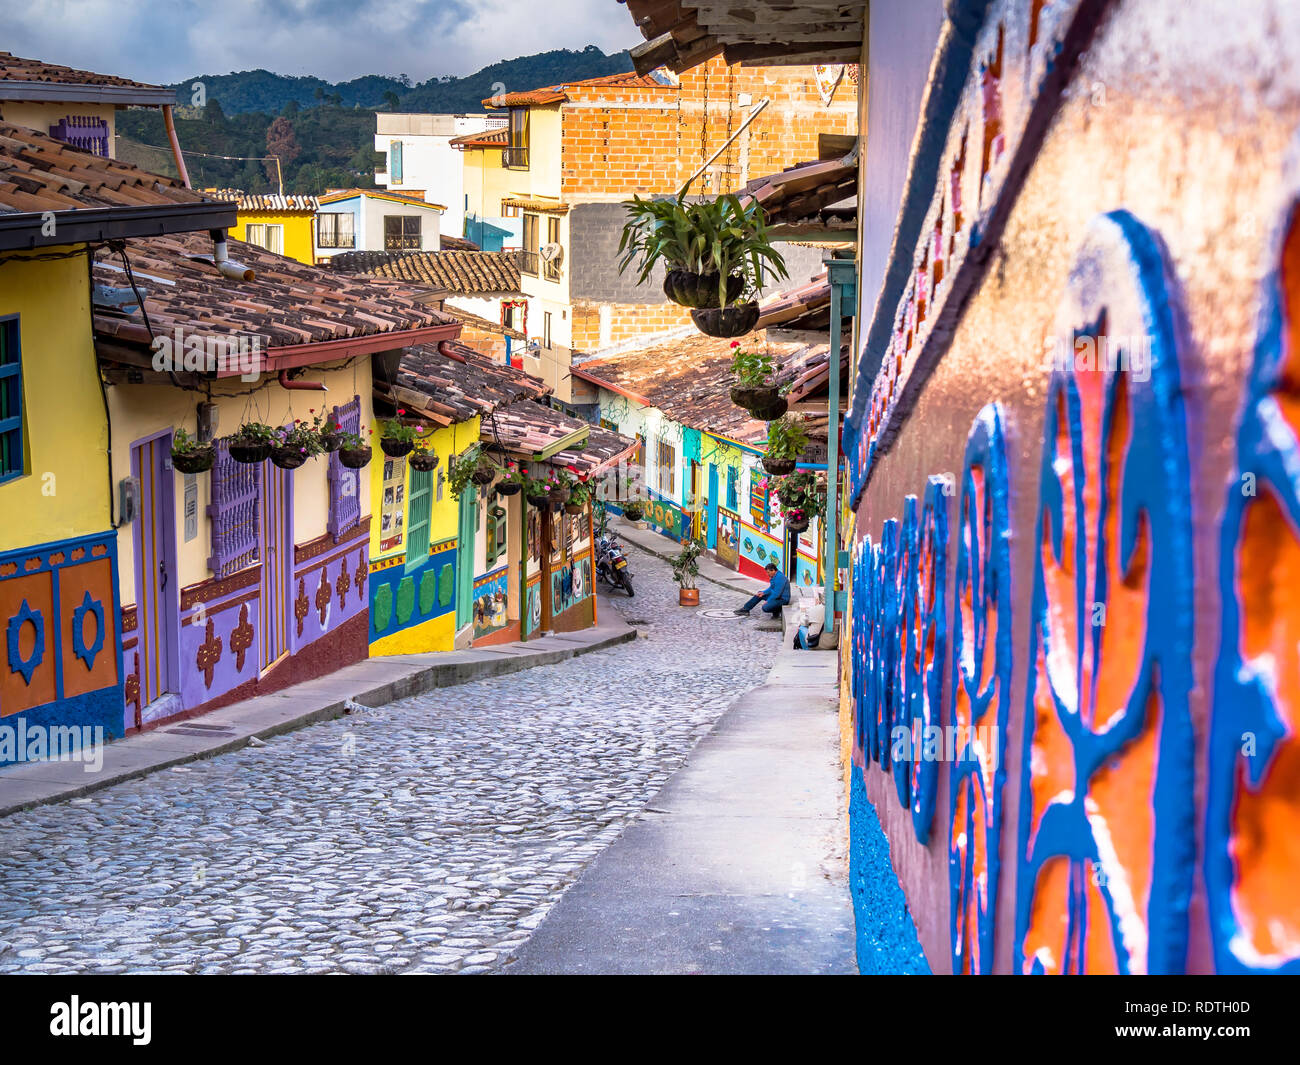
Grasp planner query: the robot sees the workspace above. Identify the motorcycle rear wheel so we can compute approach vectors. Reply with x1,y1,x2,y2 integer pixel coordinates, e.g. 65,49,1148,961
618,572,634,596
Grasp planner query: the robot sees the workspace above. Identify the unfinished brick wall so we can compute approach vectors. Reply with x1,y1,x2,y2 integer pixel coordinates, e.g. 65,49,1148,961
570,300,695,352
560,58,857,198
456,320,517,364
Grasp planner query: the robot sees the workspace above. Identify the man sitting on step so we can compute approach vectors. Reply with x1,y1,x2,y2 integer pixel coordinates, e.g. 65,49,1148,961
734,562,791,619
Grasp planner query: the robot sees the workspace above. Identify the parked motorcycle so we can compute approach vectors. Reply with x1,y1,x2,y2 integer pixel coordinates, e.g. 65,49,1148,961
595,533,634,596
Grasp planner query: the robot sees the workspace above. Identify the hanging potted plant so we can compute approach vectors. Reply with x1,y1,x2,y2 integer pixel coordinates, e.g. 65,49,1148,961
226,422,276,464
496,462,527,497
448,444,499,499
543,467,575,505
308,409,344,453
762,414,810,476
379,410,422,457
671,537,704,607
565,477,593,515
526,479,550,508
622,499,645,522
771,470,826,535
728,342,787,420
171,427,215,474
409,440,439,473
269,419,324,470
337,429,373,469
617,192,786,320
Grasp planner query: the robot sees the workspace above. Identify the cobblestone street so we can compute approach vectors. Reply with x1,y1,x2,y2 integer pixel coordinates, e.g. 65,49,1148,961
0,542,780,974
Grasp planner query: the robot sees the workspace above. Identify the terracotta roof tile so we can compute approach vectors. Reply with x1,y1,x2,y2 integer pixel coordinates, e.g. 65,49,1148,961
207,188,319,212
449,127,511,149
443,305,526,341
741,155,857,231
329,249,522,296
91,232,455,354
318,188,446,211
0,122,215,214
0,52,165,91
483,401,636,473
440,233,479,251
483,71,672,109
379,341,548,425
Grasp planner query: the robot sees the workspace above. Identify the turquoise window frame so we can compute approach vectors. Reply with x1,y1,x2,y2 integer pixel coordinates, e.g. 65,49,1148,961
0,316,23,484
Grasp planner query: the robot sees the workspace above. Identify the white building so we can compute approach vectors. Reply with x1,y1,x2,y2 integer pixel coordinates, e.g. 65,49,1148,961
312,189,444,263
375,112,507,241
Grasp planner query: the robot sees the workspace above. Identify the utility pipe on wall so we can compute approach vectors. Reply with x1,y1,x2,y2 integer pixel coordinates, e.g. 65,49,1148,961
278,370,326,391
162,105,191,189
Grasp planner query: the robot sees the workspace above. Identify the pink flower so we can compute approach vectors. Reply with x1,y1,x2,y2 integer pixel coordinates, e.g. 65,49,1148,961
397,408,406,415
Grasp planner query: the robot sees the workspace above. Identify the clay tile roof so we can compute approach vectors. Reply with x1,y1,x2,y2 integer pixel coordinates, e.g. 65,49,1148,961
500,196,568,214
317,188,446,211
449,127,511,149
380,341,549,425
440,233,480,251
90,232,456,355
0,51,168,93
483,400,635,472
483,70,672,109
756,272,837,331
442,306,526,341
741,155,858,232
328,249,522,296
573,328,827,445
0,121,216,214
207,188,320,212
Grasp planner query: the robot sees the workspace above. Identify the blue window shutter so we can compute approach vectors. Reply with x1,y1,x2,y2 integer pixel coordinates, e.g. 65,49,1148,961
0,318,22,483
390,140,403,183
327,395,362,542
208,440,261,576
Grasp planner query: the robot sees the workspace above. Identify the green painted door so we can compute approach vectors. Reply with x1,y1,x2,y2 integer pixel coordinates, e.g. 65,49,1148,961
455,486,477,629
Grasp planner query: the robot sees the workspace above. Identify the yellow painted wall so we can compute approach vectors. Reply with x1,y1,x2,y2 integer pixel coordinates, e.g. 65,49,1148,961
230,210,316,266
0,250,111,553
464,150,523,221
108,359,374,607
369,606,455,655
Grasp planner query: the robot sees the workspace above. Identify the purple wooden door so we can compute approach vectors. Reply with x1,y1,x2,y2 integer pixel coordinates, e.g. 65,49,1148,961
259,459,293,672
132,432,180,711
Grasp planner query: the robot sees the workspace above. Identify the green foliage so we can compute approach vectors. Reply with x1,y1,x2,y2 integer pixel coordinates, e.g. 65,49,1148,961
765,415,811,461
229,421,276,444
172,427,206,454
448,443,497,500
670,537,704,589
274,421,324,456
730,345,776,388
378,414,423,445
617,192,789,306
770,471,826,519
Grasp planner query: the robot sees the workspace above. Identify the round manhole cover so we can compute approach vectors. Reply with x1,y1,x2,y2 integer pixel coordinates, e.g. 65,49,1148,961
698,608,746,620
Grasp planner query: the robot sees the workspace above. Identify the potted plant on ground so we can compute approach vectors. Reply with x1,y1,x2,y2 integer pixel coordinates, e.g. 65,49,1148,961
226,422,277,464
762,414,810,475
378,410,424,457
617,192,786,329
671,537,704,606
337,429,373,469
171,427,215,473
270,419,324,470
729,342,788,420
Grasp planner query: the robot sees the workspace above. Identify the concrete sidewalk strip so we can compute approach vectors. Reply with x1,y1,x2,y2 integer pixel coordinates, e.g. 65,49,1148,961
0,599,637,821
505,643,855,975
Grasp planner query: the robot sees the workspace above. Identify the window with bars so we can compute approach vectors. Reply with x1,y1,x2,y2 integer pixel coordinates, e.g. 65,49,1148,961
405,467,433,572
0,318,23,484
208,440,261,576
520,213,539,275
384,215,421,251
503,108,529,169
656,438,676,498
245,223,284,255
327,396,362,542
317,212,355,248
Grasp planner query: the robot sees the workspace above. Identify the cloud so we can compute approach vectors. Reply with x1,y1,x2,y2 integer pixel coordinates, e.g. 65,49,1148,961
4,0,639,83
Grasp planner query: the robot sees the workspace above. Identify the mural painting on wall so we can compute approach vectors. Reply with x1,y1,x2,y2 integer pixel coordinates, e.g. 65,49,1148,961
379,455,407,553
1013,211,1196,976
948,404,1013,976
0,533,124,764
472,565,509,639
527,507,542,572
523,574,542,637
1207,189,1300,975
716,507,740,567
644,496,684,540
739,523,783,575
551,556,592,616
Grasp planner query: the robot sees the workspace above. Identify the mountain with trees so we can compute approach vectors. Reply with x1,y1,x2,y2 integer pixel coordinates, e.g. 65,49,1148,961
115,46,633,195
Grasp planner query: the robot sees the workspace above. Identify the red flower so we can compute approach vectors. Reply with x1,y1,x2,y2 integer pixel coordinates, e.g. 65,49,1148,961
730,341,740,349
397,408,406,415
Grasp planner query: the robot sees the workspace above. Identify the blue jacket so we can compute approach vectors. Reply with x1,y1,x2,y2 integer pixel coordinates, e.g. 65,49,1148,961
763,571,791,606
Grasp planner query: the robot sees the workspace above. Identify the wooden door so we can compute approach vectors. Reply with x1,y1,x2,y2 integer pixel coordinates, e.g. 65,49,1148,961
132,432,180,712
259,460,292,672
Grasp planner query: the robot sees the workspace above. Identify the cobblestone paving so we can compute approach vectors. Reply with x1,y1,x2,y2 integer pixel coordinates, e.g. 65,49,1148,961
0,542,778,974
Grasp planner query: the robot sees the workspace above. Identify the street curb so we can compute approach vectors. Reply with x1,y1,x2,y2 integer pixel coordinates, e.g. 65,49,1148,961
613,522,753,596
0,620,636,822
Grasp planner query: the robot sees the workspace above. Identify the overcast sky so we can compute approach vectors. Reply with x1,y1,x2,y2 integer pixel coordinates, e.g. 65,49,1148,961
7,0,639,84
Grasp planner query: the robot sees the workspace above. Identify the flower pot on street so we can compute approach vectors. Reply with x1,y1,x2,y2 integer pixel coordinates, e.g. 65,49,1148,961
409,450,438,472
692,302,759,338
678,588,700,607
228,441,271,464
270,446,309,470
380,438,414,458
172,444,215,474
662,269,744,309
338,446,372,469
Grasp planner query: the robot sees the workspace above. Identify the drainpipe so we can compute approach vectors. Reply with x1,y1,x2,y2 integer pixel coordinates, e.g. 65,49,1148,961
209,230,255,281
822,257,857,648
278,370,326,391
162,104,191,188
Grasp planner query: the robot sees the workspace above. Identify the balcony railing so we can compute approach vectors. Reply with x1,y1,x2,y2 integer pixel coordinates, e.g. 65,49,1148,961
520,250,540,276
